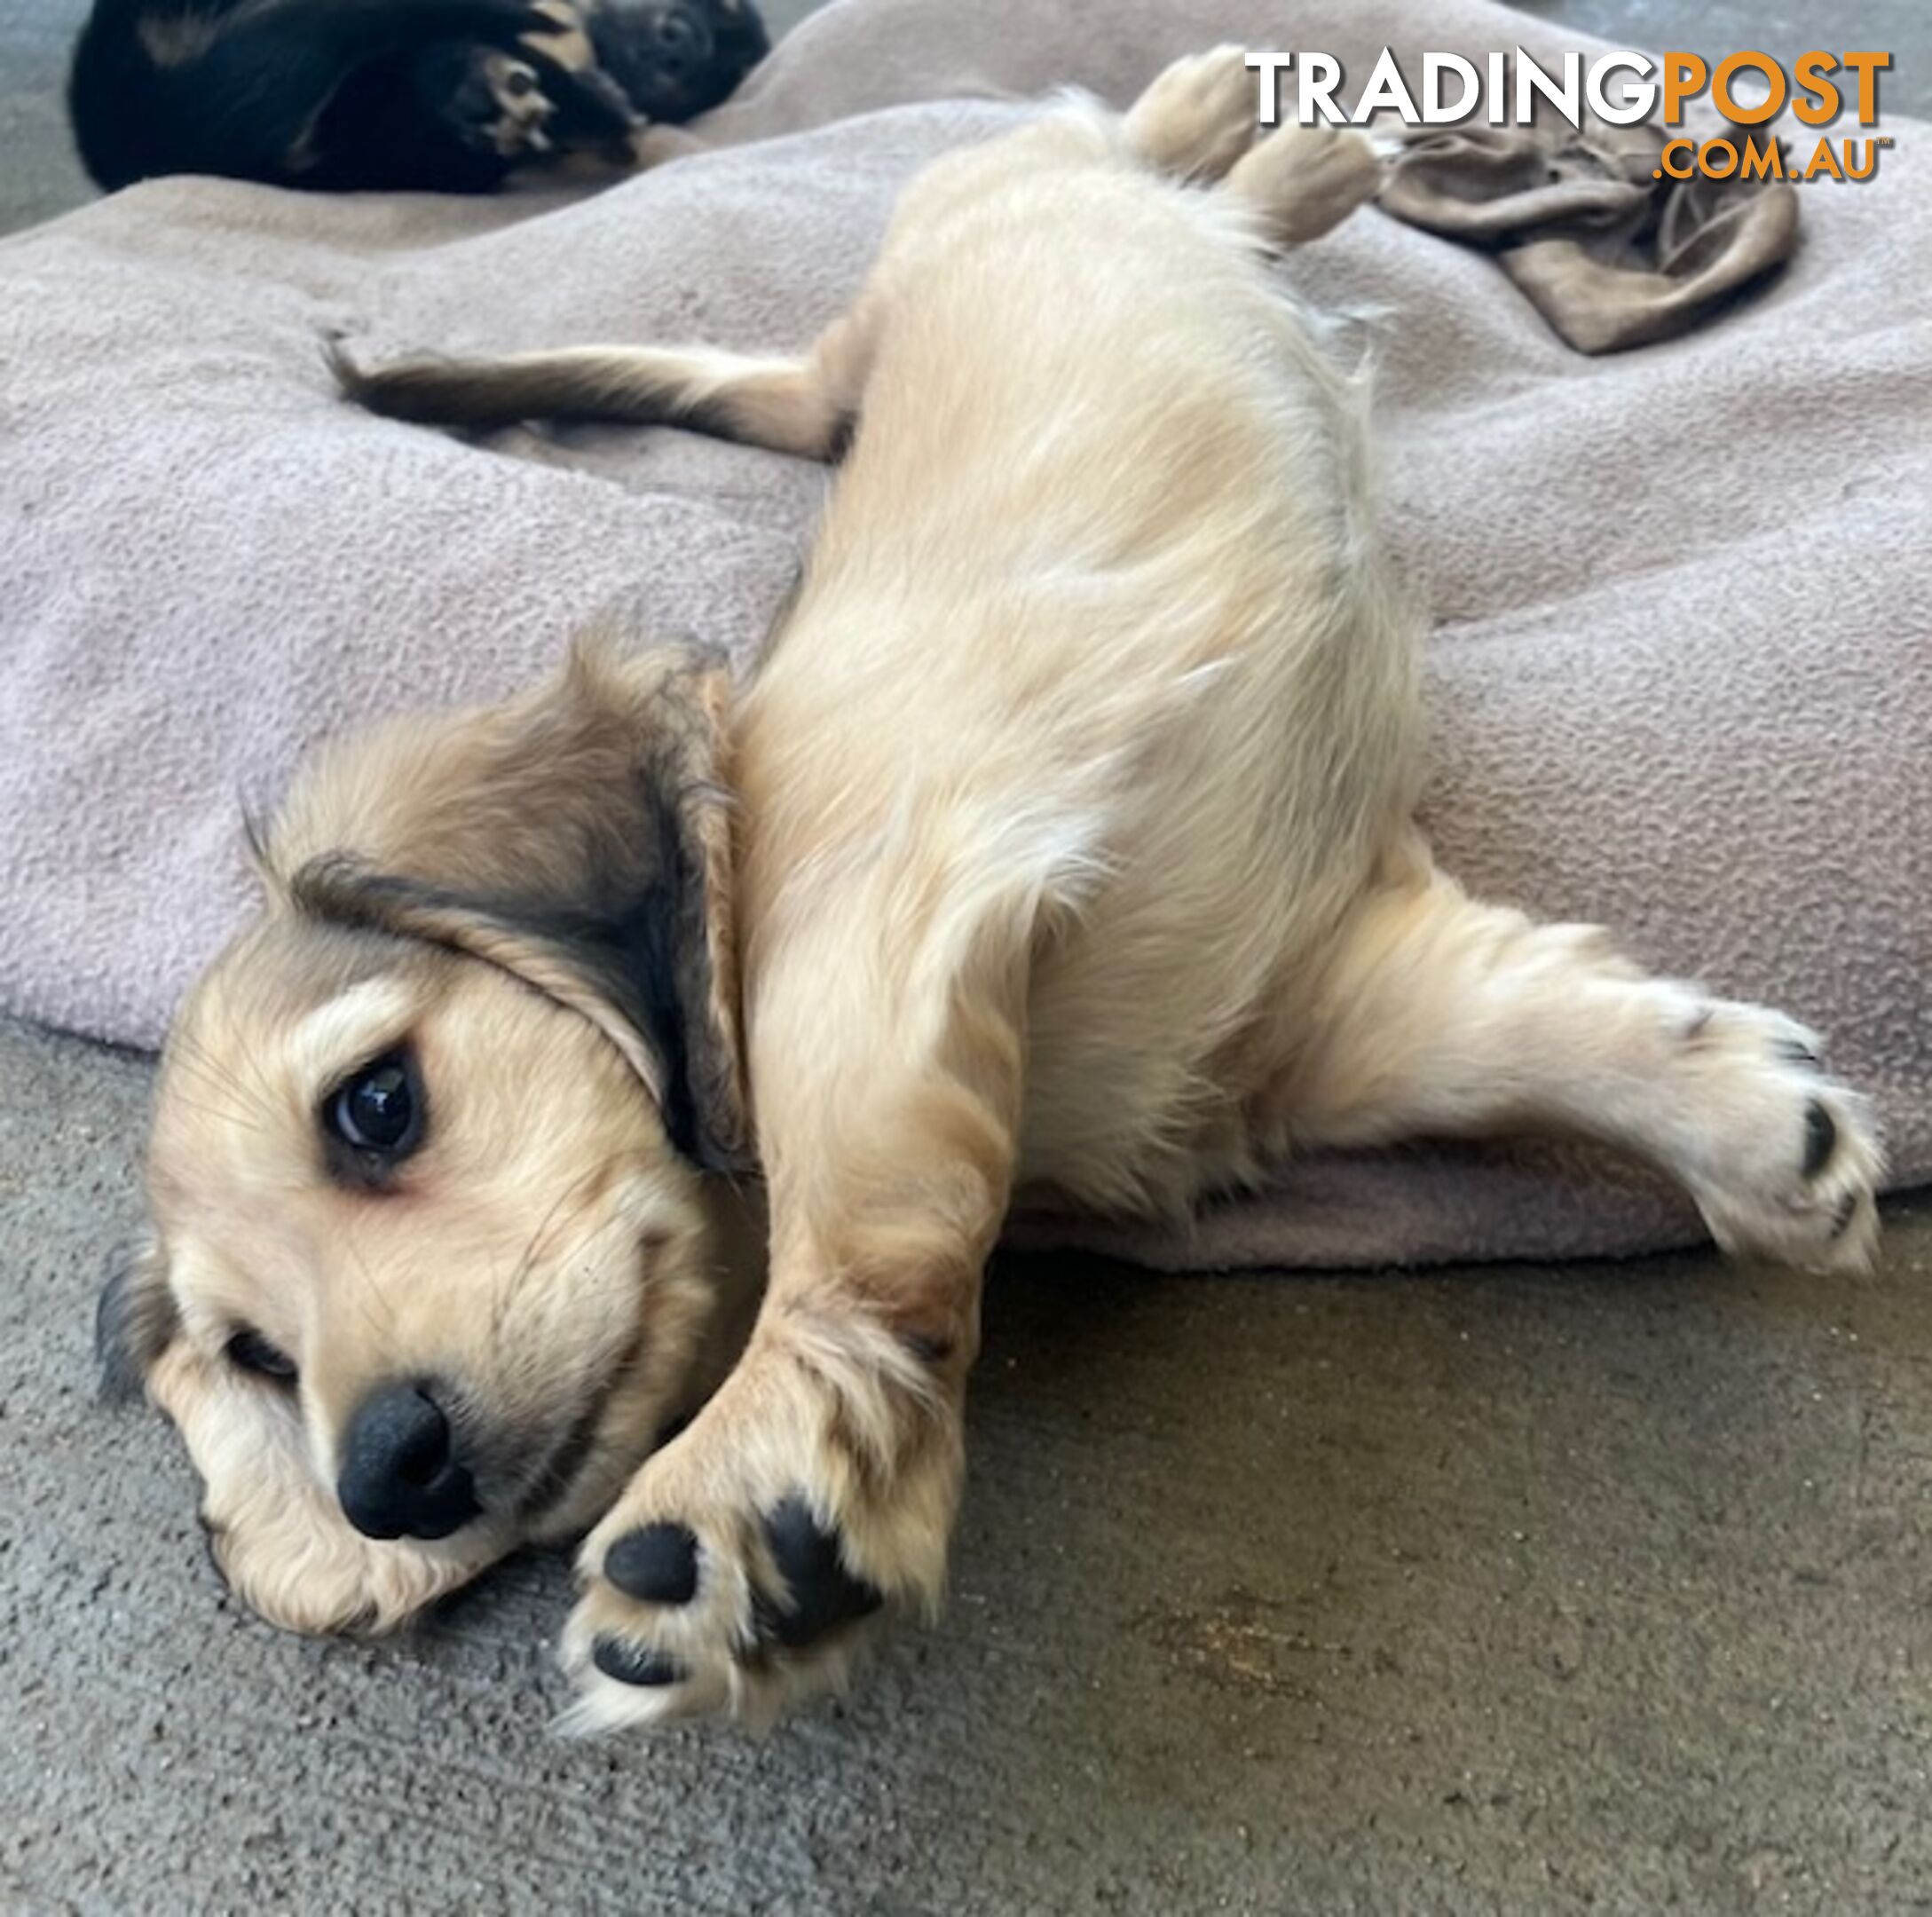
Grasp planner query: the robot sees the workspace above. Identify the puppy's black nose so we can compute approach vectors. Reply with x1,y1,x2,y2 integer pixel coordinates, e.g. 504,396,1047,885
337,1383,479,1541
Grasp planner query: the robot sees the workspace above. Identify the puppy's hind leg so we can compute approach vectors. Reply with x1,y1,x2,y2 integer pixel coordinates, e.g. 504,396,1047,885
331,298,878,459
1265,840,1882,1274
1122,45,1264,183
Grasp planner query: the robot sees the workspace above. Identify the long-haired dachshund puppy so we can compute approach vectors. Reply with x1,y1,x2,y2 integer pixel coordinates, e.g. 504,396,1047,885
68,0,767,194
104,50,1882,1732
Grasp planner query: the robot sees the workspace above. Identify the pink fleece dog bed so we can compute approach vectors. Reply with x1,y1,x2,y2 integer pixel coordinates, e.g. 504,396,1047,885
1,0,1924,1267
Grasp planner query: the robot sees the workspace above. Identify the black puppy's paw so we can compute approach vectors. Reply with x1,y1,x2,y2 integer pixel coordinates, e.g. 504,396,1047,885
428,45,558,157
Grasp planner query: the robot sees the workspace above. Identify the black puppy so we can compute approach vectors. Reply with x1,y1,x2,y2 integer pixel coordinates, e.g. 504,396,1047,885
68,0,769,194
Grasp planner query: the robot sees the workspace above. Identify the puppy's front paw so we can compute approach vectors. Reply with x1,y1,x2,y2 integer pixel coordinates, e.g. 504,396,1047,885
559,1317,963,1732
519,0,595,73
1667,1001,1883,1274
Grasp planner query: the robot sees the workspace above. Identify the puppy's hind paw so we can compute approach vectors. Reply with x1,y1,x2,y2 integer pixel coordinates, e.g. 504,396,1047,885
320,335,369,400
322,343,498,429
1668,1002,1885,1275
1226,122,1386,247
1125,45,1265,183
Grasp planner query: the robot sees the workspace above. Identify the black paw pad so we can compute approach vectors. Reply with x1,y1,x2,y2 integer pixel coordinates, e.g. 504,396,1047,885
1803,1100,1837,1179
593,1637,683,1687
604,1522,700,1605
759,1495,885,1649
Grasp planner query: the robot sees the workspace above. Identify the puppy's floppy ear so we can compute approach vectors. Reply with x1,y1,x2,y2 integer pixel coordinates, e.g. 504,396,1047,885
98,1235,178,1403
272,641,751,1174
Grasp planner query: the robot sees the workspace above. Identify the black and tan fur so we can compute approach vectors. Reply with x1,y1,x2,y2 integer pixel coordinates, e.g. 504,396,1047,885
68,0,768,194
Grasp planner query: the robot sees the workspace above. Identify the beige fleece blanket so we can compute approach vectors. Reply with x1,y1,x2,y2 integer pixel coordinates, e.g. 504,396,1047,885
1,0,1925,1270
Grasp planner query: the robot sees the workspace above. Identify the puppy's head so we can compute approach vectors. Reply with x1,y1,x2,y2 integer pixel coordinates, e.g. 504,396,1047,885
104,643,758,1635
591,0,770,124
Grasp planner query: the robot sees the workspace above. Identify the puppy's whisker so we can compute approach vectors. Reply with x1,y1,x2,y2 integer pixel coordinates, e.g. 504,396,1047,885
342,1226,398,1343
170,1020,278,1131
505,1164,607,1305
155,1089,266,1135
161,1040,274,1133
221,1006,285,1124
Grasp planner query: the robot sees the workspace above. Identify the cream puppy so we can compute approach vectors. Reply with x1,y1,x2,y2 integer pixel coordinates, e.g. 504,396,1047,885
108,49,1881,1734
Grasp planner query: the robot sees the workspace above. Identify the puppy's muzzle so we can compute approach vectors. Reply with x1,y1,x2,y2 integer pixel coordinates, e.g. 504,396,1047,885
642,6,710,83
594,1,768,120
337,1382,481,1542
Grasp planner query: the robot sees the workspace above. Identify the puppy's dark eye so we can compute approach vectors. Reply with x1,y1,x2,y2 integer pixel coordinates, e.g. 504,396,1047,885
225,1327,297,1384
327,1053,422,1157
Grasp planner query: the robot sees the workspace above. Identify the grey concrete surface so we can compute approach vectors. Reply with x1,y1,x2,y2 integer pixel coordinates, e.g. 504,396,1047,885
5,1012,1931,1913
0,0,91,233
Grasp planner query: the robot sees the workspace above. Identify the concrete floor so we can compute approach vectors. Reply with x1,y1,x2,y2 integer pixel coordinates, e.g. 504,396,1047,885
7,1015,1932,1912
0,0,89,233
3,0,1930,1912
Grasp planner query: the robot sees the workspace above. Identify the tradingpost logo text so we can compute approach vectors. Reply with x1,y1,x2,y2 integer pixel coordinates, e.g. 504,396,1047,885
1246,49,1895,182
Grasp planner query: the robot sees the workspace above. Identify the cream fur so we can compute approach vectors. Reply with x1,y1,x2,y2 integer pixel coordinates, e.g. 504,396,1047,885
129,51,1882,1733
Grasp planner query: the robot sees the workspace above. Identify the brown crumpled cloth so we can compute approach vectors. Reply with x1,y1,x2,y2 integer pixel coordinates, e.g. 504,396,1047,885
1381,119,1800,352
